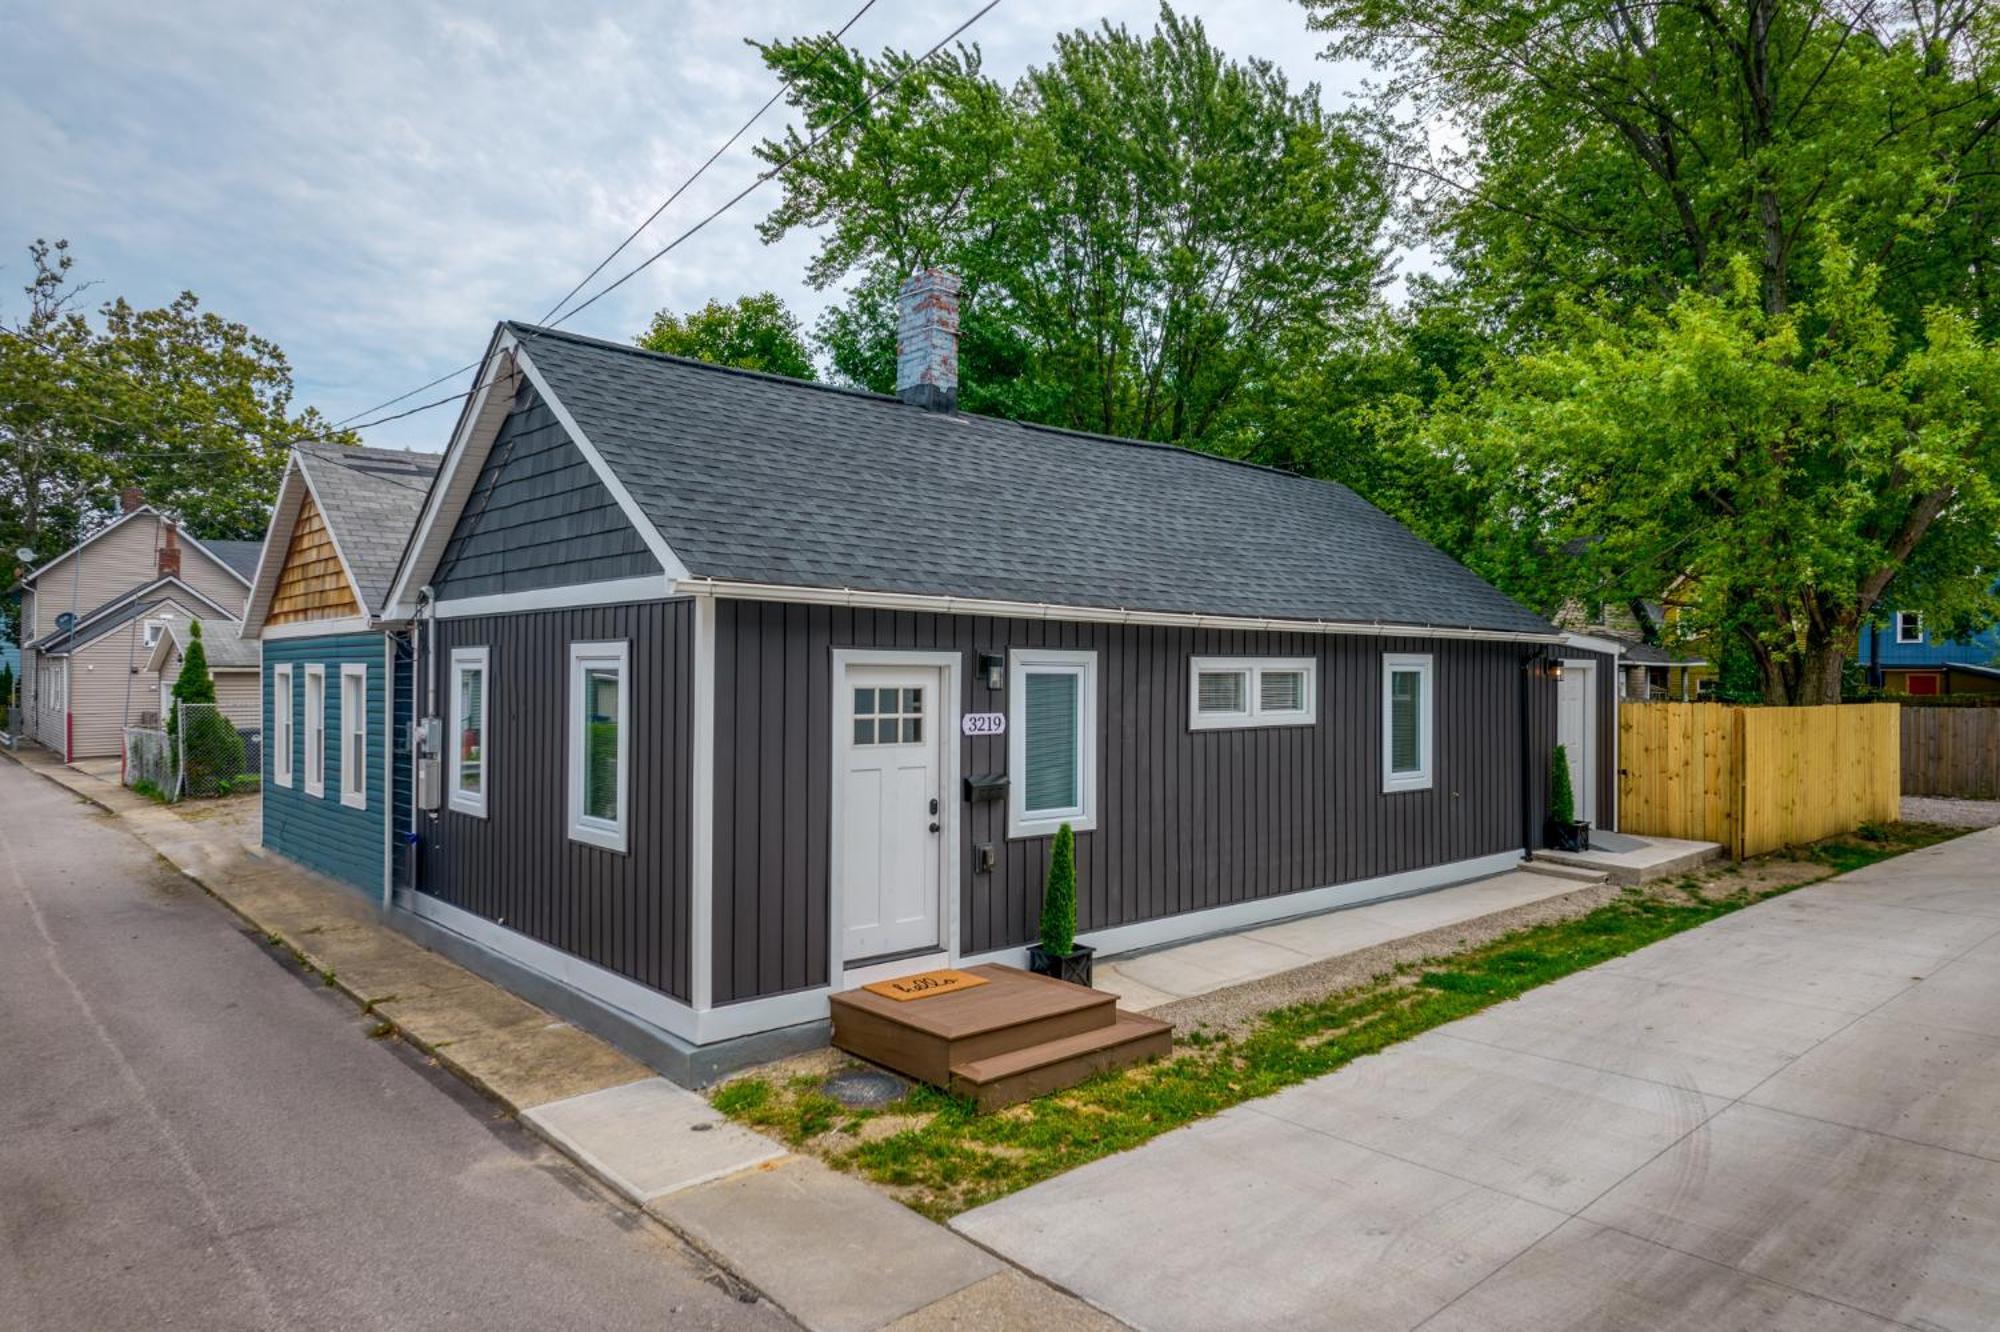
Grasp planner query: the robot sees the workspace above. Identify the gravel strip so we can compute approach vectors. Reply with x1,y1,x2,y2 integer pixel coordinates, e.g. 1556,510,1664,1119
1900,796,2000,828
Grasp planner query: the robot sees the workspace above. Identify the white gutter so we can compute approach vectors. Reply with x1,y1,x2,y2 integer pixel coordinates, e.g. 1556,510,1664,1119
672,578,1568,645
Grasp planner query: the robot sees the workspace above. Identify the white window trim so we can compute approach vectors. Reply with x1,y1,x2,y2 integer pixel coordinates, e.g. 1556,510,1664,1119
1188,656,1317,730
339,663,368,810
142,619,166,649
448,646,489,818
567,640,630,854
1895,611,1923,644
303,664,326,799
1006,647,1099,839
272,664,293,788
1382,652,1435,794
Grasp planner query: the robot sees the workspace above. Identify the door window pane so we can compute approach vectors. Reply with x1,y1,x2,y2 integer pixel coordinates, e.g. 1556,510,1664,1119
1023,670,1080,814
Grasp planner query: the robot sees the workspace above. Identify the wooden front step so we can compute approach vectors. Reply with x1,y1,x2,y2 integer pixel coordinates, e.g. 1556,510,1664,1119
829,964,1117,1087
949,1011,1174,1112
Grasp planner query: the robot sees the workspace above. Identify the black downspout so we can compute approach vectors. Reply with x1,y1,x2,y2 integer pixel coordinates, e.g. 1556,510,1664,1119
1519,647,1546,859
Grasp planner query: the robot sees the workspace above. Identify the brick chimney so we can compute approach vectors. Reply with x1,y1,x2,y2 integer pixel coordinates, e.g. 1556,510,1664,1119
895,269,960,412
158,521,181,579
120,486,145,514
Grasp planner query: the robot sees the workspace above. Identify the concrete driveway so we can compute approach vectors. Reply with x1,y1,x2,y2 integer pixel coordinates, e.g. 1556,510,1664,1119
955,828,2000,1332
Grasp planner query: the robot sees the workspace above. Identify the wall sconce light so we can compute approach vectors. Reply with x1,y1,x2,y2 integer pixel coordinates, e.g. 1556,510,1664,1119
978,652,1005,691
1549,660,1565,682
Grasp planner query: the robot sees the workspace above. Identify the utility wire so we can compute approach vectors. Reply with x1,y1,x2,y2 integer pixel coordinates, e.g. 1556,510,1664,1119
331,0,882,428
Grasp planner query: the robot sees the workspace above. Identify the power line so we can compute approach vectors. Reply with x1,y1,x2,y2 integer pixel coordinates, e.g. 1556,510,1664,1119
331,0,882,429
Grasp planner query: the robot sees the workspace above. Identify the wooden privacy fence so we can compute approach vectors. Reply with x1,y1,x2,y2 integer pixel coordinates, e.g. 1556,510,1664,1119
1618,702,1901,858
1902,707,2000,799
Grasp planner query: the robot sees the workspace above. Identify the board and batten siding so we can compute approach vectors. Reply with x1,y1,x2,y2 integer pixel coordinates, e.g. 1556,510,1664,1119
391,632,416,890
262,634,389,894
430,378,660,600
711,600,1562,1005
418,601,695,1001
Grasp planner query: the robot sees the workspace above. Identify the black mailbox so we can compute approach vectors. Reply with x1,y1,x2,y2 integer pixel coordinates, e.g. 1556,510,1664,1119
963,772,1009,803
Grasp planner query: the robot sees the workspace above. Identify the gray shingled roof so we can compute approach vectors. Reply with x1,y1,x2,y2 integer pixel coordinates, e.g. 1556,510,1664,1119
198,539,264,581
295,443,441,611
159,620,260,670
508,325,1556,636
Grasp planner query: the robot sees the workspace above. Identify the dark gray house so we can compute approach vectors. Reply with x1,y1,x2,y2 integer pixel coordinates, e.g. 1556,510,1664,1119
383,272,1617,1062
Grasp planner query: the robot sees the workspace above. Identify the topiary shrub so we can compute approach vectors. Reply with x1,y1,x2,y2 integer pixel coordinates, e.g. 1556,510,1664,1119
1550,744,1577,826
1040,822,1078,957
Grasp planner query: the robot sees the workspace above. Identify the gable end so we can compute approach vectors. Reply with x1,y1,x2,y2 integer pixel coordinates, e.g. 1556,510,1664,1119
431,375,661,600
269,490,363,624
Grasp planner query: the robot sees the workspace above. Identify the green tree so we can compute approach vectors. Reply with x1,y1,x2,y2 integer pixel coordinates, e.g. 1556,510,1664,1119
636,292,817,380
1301,0,2000,342
1402,251,2000,704
755,5,1392,447
1549,744,1576,825
165,617,217,737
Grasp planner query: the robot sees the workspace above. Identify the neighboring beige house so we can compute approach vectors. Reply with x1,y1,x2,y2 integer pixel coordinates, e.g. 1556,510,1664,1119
11,494,261,760
142,620,261,731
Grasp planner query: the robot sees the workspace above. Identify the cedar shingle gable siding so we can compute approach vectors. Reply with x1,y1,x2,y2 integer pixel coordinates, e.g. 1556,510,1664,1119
431,378,661,600
268,491,360,623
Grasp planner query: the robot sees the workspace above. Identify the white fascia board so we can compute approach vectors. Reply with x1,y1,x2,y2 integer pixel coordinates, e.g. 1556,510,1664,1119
293,455,372,620
676,578,1569,645
1560,631,1629,657
431,576,677,619
509,341,690,583
257,615,374,641
239,458,308,638
382,330,518,619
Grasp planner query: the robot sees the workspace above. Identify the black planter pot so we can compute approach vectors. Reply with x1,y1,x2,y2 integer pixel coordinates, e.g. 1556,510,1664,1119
1544,818,1593,853
1026,943,1095,988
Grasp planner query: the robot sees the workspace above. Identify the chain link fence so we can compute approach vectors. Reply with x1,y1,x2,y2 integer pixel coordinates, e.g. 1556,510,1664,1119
124,703,262,801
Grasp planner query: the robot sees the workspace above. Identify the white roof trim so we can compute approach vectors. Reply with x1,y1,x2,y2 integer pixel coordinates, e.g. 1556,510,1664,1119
28,573,239,650
384,326,691,618
14,504,255,597
295,452,371,619
1561,631,1628,657
675,578,1569,644
239,456,308,638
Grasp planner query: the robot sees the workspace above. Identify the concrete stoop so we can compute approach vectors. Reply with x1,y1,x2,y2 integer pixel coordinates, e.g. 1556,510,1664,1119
0,744,1123,1332
1534,836,1724,885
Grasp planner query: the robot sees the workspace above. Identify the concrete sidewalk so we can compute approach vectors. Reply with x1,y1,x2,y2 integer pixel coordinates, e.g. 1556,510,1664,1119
2,744,1120,1332
956,827,2000,1332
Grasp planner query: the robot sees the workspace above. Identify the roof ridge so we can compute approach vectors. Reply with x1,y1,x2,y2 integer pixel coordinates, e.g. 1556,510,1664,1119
509,320,1342,491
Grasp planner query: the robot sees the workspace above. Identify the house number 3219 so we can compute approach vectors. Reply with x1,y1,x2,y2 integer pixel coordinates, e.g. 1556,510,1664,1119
961,712,1007,736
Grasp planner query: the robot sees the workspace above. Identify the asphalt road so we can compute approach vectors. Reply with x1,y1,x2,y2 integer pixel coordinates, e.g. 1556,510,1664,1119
0,760,792,1331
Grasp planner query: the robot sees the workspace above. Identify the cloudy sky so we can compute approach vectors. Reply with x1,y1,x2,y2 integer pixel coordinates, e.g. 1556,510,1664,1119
2,1,1383,451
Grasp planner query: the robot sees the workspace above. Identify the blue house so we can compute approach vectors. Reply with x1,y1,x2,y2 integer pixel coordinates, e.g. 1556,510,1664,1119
239,444,440,898
1859,606,2000,697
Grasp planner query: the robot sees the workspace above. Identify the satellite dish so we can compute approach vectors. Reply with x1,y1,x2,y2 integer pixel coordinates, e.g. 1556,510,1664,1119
13,546,33,563
56,611,76,634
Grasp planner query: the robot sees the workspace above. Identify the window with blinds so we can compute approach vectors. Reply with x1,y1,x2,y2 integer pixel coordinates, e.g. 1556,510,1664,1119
1189,657,1315,730
1008,649,1098,837
1382,653,1434,792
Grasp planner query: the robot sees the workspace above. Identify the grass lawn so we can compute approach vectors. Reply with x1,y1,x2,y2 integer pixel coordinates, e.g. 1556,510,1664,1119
711,821,1965,1220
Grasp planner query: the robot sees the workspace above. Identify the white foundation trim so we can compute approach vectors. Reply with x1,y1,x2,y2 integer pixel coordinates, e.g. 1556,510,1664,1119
961,850,1523,970
678,578,1567,645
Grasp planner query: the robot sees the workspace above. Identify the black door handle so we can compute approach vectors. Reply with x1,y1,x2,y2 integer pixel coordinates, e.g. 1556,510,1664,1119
928,822,941,833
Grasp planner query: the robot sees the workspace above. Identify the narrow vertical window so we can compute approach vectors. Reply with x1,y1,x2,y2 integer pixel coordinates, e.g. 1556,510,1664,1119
304,664,326,798
272,665,293,788
1007,648,1098,838
567,641,629,852
448,646,488,818
1382,653,1433,793
340,664,367,810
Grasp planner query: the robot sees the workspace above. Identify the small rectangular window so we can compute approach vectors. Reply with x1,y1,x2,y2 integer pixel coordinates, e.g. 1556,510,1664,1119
272,665,293,788
568,641,629,853
1895,612,1923,645
142,619,166,648
1383,653,1433,793
340,664,367,810
448,647,488,818
1008,648,1098,838
1189,657,1316,730
304,664,326,798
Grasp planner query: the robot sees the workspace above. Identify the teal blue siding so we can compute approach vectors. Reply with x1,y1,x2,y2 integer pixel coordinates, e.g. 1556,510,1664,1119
392,632,415,888
262,634,390,894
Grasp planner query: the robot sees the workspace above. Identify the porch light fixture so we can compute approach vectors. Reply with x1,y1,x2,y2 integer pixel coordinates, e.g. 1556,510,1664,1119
1549,660,1565,682
978,652,1005,691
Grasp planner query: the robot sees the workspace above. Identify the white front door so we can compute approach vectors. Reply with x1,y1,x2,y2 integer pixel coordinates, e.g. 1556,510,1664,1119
1556,661,1596,825
840,665,944,963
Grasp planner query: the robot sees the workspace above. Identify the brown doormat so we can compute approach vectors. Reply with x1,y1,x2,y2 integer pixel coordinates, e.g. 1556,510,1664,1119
861,969,991,1001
